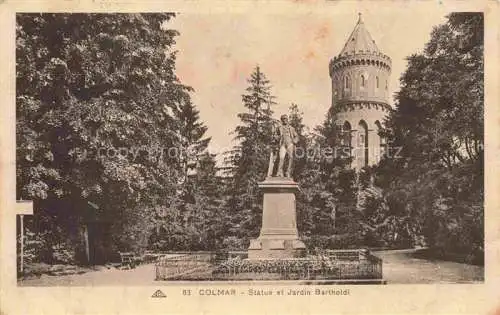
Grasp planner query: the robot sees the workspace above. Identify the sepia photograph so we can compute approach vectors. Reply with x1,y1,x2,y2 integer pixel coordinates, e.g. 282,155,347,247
2,1,499,314
12,10,485,287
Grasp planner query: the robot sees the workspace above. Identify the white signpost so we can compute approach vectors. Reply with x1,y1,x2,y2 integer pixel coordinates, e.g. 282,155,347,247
16,200,33,274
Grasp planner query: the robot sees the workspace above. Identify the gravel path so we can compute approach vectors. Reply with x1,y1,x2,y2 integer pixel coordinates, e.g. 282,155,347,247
373,249,484,284
18,249,484,286
18,263,159,286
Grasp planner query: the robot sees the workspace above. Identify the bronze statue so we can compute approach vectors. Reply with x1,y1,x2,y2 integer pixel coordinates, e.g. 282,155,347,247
267,114,299,178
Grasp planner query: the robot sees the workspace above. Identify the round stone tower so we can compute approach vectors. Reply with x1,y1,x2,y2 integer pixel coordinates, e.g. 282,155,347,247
329,14,391,169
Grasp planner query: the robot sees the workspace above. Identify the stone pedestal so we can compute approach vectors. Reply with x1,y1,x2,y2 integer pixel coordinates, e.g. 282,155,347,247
248,177,306,259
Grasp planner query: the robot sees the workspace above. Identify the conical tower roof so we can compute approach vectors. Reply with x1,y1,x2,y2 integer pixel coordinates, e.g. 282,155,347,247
340,13,380,55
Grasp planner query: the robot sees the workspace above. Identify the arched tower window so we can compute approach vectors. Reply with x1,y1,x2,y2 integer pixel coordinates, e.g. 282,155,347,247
344,76,350,89
360,75,365,87
385,80,388,90
358,120,369,167
375,120,385,160
376,76,379,88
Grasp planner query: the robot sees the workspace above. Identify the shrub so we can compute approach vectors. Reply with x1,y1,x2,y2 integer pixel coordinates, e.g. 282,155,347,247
302,234,364,250
17,230,52,264
52,244,75,264
222,236,247,251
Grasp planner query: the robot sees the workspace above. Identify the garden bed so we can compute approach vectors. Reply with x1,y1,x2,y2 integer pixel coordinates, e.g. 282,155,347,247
155,250,384,282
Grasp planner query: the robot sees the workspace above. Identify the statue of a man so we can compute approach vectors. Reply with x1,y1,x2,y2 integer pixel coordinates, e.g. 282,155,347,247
267,114,299,178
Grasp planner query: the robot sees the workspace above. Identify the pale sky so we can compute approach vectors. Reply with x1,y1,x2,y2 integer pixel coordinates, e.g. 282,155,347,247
168,10,448,162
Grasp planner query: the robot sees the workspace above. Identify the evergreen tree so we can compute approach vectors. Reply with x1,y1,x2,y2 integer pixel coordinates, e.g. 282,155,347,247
174,96,211,177
224,66,276,245
152,94,228,251
232,65,276,188
172,95,212,200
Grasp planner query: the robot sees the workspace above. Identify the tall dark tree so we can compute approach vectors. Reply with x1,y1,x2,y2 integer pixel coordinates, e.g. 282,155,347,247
172,95,212,200
232,66,276,187
223,65,276,245
153,94,228,251
16,13,193,262
296,105,360,249
288,103,307,179
374,12,484,262
174,96,211,177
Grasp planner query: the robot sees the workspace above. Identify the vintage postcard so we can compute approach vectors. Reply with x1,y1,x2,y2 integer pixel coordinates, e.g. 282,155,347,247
0,0,499,314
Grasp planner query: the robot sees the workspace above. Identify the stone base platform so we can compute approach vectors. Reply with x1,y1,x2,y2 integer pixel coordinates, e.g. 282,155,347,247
248,238,306,259
247,177,306,259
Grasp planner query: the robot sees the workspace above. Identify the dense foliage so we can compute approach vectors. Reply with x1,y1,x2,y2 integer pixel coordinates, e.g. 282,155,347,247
375,12,484,263
16,13,221,263
16,13,483,267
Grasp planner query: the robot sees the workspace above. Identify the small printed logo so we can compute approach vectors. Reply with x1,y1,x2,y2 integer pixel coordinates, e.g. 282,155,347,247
151,289,167,298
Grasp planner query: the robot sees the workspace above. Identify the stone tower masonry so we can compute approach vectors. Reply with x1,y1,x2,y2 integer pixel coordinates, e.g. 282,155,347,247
329,14,392,169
